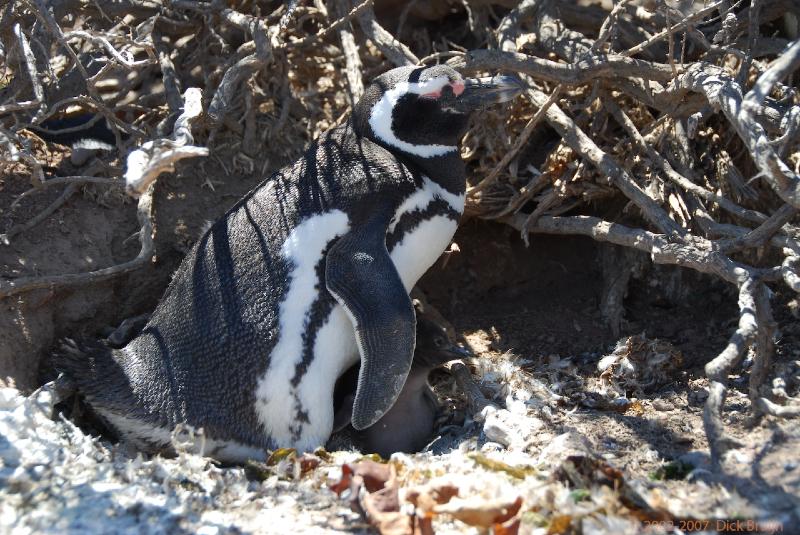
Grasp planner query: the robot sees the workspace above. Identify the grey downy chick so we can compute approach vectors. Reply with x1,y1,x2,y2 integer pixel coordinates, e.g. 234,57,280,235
332,308,470,457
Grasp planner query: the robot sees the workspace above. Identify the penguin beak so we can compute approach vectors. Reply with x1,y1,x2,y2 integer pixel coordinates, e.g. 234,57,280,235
444,343,473,359
417,342,473,369
451,75,524,111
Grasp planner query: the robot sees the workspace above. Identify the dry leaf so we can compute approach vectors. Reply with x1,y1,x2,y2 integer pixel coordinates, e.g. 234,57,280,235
266,447,296,465
433,495,523,528
330,460,408,535
494,513,522,535
329,463,352,494
298,453,320,474
625,399,645,416
546,514,573,534
362,495,413,535
555,455,624,489
468,452,537,479
406,482,460,513
554,455,672,522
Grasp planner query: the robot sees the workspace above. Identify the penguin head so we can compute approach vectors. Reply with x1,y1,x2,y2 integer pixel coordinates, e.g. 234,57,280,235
412,301,473,370
354,65,523,159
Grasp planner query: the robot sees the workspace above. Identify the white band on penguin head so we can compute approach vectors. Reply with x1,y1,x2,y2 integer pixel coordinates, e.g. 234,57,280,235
368,76,458,159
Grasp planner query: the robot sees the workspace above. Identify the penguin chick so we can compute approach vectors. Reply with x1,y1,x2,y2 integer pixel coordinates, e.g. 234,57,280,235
332,311,470,458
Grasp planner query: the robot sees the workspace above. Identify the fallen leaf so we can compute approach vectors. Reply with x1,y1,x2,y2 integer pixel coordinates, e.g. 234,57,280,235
313,447,333,461
298,453,320,474
355,460,393,493
434,495,523,528
625,399,645,416
328,463,354,496
416,515,434,535
568,488,591,503
266,447,296,465
406,482,459,513
364,480,400,514
330,461,407,534
555,455,624,489
494,512,522,535
362,495,412,535
554,455,672,522
468,452,537,479
546,514,573,534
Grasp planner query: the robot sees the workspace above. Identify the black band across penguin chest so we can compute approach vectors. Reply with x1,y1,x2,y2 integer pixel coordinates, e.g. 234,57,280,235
383,171,465,293
386,196,461,251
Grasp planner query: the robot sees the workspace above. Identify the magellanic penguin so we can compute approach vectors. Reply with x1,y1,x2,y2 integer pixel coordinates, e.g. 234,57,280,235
332,305,471,458
58,65,522,463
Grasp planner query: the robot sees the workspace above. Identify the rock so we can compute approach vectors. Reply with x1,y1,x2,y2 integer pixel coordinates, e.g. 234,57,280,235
536,431,594,465
678,451,711,471
480,406,541,450
652,399,674,411
689,387,710,404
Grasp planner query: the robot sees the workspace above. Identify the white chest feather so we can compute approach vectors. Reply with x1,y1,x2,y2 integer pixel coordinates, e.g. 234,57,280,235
390,215,459,291
255,211,351,448
255,179,464,451
389,176,464,290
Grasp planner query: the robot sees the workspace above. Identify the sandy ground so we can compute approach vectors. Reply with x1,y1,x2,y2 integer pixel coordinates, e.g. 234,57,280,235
2,345,798,534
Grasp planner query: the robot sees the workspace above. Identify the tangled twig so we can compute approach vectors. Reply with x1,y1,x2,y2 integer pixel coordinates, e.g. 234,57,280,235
125,87,208,196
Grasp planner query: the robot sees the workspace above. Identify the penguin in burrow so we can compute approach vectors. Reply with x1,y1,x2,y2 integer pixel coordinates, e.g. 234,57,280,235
57,64,522,463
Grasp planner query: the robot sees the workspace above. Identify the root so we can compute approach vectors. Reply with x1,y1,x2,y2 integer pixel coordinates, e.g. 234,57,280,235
1,183,78,246
125,87,208,196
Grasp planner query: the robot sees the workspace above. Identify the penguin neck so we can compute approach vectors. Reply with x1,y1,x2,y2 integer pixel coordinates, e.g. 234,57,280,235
350,117,466,195
402,151,466,195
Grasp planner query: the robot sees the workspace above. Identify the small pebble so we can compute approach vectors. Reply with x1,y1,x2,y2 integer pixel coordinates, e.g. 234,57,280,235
480,442,504,453
653,399,674,412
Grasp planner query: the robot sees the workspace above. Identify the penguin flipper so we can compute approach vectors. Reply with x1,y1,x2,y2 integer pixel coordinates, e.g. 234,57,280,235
326,229,415,431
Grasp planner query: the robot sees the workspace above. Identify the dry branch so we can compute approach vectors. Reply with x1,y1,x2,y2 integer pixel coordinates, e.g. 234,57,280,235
603,97,767,226
469,86,562,196
524,87,684,236
447,361,497,416
207,11,274,126
333,0,365,106
621,0,725,58
0,86,206,297
355,1,418,66
0,183,78,246
12,23,45,124
125,87,208,197
298,0,374,48
450,49,679,84
0,127,44,186
502,213,756,284
703,278,758,463
680,56,800,209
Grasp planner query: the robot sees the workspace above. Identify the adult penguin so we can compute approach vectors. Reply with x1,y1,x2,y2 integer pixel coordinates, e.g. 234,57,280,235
59,65,522,462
